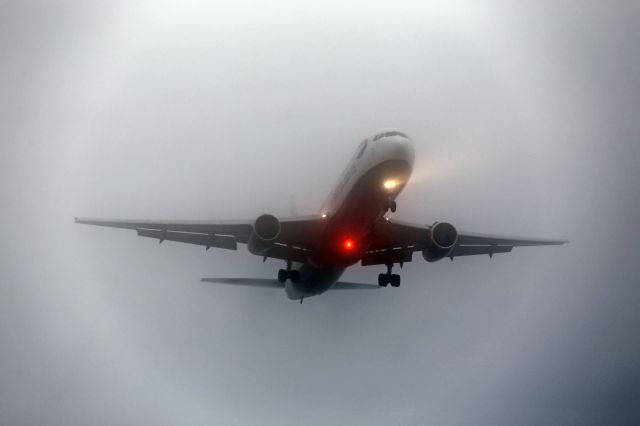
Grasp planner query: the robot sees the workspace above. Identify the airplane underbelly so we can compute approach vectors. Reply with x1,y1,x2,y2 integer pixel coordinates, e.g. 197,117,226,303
309,159,412,267
289,157,412,300
286,265,345,299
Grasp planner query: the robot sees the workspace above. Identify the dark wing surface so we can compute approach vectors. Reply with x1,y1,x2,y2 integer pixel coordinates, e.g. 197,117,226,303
75,215,324,262
450,231,568,258
362,219,568,266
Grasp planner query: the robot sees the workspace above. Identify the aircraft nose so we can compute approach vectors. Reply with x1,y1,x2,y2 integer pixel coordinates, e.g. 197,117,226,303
385,136,415,166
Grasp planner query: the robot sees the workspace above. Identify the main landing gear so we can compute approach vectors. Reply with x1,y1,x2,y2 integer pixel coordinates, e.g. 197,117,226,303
378,264,401,287
278,261,300,283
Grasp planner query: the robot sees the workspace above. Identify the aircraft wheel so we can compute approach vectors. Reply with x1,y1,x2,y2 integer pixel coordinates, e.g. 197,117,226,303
390,201,397,213
390,274,401,287
289,270,300,283
277,269,288,283
378,273,389,287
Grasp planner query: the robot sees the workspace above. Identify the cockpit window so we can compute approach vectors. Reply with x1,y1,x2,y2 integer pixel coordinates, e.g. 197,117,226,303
373,131,408,141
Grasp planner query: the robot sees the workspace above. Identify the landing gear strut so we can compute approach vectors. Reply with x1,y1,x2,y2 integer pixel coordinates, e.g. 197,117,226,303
385,200,397,213
378,263,401,287
278,261,300,283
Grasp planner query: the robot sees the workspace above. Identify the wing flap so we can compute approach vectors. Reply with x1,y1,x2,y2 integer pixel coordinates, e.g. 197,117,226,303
136,229,237,250
262,243,309,263
448,244,513,258
361,247,413,266
365,219,567,264
76,216,323,260
76,217,253,242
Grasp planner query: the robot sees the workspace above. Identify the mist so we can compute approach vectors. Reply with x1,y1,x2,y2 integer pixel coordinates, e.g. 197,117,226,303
1,1,639,424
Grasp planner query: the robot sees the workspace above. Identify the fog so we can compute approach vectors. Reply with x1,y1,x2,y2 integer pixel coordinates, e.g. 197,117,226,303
1,1,639,424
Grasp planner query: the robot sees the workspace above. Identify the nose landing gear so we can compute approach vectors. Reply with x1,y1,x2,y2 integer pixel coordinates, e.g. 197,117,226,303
378,263,401,287
384,200,397,213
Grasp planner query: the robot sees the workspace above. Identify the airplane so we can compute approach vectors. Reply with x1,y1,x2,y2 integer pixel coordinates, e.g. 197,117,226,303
76,129,568,302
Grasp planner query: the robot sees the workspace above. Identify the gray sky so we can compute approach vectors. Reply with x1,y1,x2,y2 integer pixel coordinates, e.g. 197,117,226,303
1,1,639,424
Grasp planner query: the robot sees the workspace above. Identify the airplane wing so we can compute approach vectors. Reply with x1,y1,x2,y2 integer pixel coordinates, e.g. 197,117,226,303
362,219,568,266
75,216,324,262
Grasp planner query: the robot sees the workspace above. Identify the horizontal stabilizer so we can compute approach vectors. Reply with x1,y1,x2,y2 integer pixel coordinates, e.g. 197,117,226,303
200,278,380,290
201,278,284,288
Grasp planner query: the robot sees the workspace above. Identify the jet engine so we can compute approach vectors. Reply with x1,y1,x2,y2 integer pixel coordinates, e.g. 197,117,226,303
248,214,280,255
422,222,458,262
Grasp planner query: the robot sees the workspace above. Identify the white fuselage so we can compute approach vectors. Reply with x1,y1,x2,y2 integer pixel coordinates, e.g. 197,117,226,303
285,130,415,299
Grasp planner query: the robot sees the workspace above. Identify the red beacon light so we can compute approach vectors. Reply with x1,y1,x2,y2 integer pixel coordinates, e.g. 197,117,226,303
343,238,356,252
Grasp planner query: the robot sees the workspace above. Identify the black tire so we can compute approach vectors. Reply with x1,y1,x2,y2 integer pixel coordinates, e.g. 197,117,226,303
277,269,288,283
289,270,300,283
390,201,397,213
378,273,389,287
390,274,401,287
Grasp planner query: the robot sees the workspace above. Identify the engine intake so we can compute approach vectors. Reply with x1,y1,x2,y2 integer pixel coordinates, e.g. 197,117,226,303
248,214,280,255
422,222,458,262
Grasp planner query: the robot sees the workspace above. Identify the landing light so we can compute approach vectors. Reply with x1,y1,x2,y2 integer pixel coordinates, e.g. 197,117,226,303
383,179,398,190
321,213,327,218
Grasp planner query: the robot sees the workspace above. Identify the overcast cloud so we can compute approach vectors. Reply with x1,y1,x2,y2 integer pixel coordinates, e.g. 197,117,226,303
1,1,639,425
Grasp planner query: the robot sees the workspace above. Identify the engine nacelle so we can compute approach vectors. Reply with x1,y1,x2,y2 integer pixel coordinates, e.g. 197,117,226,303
422,222,458,262
248,214,280,255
